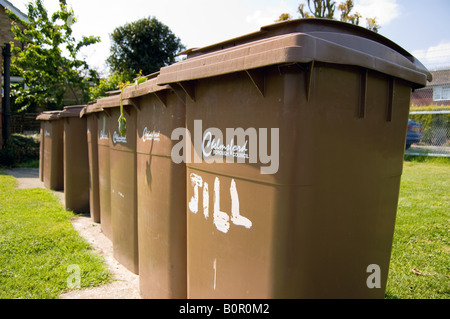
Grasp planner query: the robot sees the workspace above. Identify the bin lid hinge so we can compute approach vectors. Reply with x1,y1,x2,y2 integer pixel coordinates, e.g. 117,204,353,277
123,104,134,115
169,83,187,105
128,97,141,111
153,90,168,108
102,108,112,118
246,68,265,97
178,80,196,102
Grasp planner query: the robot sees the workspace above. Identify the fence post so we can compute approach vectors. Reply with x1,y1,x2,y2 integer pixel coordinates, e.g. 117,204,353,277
2,43,11,147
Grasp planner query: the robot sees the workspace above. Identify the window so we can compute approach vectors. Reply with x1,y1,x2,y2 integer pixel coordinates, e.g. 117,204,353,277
433,86,450,101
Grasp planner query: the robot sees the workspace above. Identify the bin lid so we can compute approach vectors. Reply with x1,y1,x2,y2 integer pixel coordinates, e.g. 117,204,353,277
82,101,105,115
58,105,85,118
36,110,61,121
158,18,431,88
92,76,173,110
121,74,172,100
96,93,133,110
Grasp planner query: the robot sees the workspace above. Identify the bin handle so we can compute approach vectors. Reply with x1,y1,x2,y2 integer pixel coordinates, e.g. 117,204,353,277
306,61,314,102
153,91,168,107
178,80,196,102
386,78,395,122
358,69,368,119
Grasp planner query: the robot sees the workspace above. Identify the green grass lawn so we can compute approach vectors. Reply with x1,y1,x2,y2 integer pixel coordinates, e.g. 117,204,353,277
386,157,450,299
0,172,110,299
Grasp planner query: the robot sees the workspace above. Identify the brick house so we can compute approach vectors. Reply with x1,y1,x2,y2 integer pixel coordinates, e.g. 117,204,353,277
1,0,28,149
411,69,450,107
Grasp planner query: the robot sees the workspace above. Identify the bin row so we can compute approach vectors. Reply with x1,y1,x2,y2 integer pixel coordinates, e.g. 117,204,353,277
37,18,431,299
36,106,90,214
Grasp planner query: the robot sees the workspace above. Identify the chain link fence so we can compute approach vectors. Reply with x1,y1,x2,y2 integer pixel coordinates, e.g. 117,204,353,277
407,63,450,157
405,110,450,157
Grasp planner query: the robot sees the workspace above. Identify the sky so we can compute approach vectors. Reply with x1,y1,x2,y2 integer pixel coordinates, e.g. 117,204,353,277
6,0,450,76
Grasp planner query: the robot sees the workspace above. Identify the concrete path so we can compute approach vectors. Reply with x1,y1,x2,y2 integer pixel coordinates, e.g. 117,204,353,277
3,167,65,205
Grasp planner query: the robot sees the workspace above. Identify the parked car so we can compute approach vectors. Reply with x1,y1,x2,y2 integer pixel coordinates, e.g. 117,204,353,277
406,119,423,150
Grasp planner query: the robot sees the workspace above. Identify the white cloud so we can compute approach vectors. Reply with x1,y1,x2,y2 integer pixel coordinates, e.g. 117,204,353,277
353,0,400,26
412,41,450,70
246,1,295,28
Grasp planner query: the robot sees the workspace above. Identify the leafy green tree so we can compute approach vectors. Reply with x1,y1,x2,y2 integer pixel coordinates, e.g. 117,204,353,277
89,70,129,101
106,16,185,79
6,0,100,112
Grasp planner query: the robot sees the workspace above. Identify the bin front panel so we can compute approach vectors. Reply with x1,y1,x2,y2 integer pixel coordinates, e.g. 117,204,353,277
136,90,187,298
186,168,275,298
184,63,411,298
137,155,187,298
110,148,138,274
64,116,90,213
87,115,100,222
43,120,64,191
109,107,139,274
39,122,45,182
97,113,112,239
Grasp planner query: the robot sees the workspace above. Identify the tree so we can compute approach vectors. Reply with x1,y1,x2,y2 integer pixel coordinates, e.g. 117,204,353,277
89,70,129,101
298,0,335,19
6,0,100,112
106,17,185,80
277,0,380,32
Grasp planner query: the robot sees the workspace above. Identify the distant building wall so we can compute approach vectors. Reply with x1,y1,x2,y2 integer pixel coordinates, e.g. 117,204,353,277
411,70,450,107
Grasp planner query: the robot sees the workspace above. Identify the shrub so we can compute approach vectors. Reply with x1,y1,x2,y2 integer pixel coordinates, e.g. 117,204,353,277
0,134,40,168
0,145,17,167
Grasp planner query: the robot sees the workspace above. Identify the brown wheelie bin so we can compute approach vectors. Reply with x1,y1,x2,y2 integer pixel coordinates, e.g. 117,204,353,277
86,99,113,239
157,19,431,298
122,74,187,298
82,98,112,240
81,104,101,223
99,93,139,274
59,105,90,213
36,111,64,191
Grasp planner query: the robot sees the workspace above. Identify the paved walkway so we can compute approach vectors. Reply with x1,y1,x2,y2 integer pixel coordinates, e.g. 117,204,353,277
3,167,65,205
